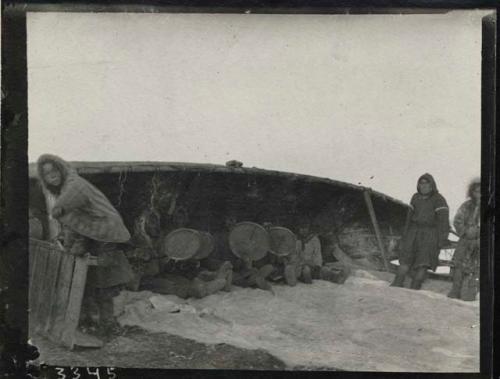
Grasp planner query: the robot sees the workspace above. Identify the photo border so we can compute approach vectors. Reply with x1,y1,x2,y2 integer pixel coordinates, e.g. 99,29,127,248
1,2,497,378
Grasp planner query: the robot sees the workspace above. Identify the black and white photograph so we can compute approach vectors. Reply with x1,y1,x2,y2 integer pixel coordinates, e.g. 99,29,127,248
20,8,493,372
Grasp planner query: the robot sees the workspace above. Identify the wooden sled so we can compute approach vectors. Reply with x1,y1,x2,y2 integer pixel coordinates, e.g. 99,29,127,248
29,238,103,349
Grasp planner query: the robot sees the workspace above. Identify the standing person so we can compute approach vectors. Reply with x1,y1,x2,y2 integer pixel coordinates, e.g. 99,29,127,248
391,173,450,290
37,154,134,335
448,179,481,300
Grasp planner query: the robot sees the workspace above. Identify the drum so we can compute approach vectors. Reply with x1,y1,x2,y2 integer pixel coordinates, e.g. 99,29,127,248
229,222,270,261
268,226,297,256
161,228,202,261
192,231,215,260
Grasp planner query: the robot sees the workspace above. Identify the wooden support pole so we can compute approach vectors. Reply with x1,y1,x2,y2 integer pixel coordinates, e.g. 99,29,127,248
363,189,391,272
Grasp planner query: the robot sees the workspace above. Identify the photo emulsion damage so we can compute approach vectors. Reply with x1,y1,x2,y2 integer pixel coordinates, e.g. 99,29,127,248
24,10,492,372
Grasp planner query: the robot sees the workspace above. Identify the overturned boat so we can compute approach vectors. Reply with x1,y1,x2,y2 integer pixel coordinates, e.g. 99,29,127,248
29,160,410,272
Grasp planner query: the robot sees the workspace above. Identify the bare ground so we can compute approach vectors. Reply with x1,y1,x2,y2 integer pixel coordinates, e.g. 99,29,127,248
32,269,479,372
32,328,286,370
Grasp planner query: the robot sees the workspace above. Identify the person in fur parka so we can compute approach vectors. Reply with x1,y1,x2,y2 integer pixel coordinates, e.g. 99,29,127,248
37,154,134,335
448,178,481,300
391,173,450,290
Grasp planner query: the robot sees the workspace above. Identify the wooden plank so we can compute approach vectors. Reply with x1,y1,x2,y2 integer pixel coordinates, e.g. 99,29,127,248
363,190,391,272
29,245,40,337
28,246,38,307
43,250,63,333
29,240,45,300
61,256,89,350
37,248,56,334
30,240,50,304
49,253,75,340
32,246,50,332
29,242,38,281
29,241,46,334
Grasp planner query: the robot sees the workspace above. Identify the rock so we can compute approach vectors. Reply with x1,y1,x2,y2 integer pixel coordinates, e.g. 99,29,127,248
122,299,154,322
179,304,197,314
114,290,155,317
149,295,181,313
350,269,379,281
199,307,216,317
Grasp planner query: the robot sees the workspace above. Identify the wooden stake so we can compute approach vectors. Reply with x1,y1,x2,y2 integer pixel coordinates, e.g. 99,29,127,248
363,190,391,272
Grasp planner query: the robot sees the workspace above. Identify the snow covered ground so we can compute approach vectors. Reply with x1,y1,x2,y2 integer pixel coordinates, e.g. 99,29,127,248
116,269,479,372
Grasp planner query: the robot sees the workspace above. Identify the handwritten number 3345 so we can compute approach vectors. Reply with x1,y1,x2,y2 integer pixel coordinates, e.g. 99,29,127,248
55,367,116,379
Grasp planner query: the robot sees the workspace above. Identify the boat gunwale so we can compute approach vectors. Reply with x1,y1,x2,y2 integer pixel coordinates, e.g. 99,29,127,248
28,161,410,209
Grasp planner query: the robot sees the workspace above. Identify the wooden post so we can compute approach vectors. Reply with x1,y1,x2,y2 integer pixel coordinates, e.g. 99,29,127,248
363,189,391,272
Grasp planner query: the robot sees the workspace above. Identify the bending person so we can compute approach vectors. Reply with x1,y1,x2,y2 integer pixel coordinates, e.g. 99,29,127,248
37,154,134,335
